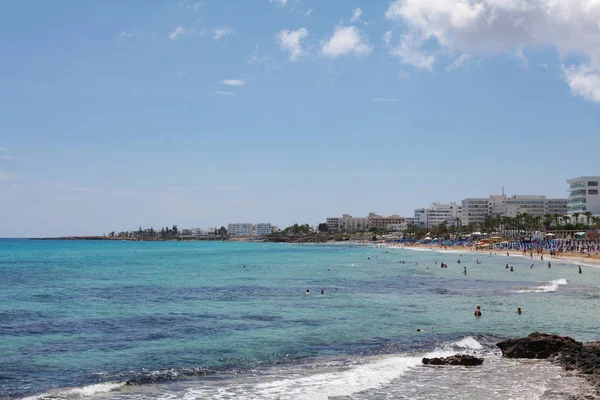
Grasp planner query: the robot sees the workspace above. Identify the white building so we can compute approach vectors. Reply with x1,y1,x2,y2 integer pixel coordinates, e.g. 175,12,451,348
325,213,409,233
567,176,600,217
546,199,568,216
413,202,461,228
227,223,254,237
461,198,491,227
255,223,272,236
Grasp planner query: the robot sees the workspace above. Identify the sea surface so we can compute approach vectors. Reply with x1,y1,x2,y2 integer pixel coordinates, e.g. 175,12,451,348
1,239,599,399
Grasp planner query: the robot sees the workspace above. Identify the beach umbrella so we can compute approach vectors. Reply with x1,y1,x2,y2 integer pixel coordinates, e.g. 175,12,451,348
545,233,555,236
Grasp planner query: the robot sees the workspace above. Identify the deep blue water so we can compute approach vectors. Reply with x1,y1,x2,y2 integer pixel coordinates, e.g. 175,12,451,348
1,239,599,399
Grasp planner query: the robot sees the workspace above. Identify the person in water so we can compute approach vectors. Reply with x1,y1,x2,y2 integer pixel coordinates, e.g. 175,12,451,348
516,307,522,315
506,264,509,269
579,265,582,274
510,266,514,272
474,305,482,316
305,289,311,295
548,261,551,268
463,266,467,275
457,259,461,264
320,289,324,294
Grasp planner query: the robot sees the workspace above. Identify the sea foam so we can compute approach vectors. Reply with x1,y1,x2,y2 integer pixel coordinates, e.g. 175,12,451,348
22,382,125,400
518,278,568,293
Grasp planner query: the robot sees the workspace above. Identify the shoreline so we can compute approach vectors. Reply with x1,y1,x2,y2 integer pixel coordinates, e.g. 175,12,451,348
394,243,600,267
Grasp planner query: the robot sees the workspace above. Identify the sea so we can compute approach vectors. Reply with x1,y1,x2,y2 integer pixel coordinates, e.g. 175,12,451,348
1,239,599,400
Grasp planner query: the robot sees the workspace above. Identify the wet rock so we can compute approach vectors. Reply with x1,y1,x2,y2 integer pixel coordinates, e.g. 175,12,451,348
422,354,483,366
497,332,581,359
497,332,600,393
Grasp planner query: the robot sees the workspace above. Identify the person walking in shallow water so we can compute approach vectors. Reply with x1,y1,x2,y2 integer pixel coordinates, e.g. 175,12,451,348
474,305,482,317
516,307,522,315
579,265,582,274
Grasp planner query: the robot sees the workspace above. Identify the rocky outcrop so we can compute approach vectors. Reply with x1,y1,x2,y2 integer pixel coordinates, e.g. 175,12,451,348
497,332,600,391
497,332,581,359
422,354,484,366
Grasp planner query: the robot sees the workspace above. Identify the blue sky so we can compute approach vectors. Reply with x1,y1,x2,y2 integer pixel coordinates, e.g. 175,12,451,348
1,0,600,237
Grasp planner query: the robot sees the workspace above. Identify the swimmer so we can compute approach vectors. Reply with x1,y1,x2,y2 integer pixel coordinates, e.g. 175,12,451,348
243,265,246,268
305,289,311,295
516,307,522,315
548,262,551,268
474,305,482,317
506,264,509,269
510,266,514,272
320,289,324,294
457,259,461,264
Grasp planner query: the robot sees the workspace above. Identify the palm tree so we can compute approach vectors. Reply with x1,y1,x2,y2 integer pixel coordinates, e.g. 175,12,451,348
573,212,581,226
553,214,561,229
543,214,553,232
584,211,593,226
562,215,571,227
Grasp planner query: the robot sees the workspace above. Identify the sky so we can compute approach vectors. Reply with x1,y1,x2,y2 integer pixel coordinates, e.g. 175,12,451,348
1,0,600,237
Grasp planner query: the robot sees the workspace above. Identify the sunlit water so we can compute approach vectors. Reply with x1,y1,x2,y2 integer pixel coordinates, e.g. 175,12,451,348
1,240,599,399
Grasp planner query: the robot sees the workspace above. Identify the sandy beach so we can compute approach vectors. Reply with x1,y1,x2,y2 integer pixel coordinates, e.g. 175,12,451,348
394,243,600,268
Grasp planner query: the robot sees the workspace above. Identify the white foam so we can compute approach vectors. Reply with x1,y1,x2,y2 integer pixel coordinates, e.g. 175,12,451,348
22,382,125,400
518,278,568,293
183,347,460,400
453,336,483,350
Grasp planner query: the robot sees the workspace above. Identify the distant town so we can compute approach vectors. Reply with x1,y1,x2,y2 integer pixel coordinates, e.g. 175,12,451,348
72,175,599,242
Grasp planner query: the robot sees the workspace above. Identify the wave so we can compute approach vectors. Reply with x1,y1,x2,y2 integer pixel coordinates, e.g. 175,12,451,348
20,337,487,400
453,336,484,350
22,382,126,400
518,278,568,293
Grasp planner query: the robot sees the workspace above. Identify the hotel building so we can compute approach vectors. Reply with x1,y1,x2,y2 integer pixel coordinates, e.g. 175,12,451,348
414,202,462,228
567,176,600,217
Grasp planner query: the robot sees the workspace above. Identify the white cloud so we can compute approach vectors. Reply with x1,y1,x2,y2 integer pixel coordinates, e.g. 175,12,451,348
0,171,18,181
178,1,203,11
372,97,400,102
213,26,234,41
384,0,600,103
216,91,236,96
322,26,372,58
178,71,188,76
538,63,548,69
169,26,187,40
119,30,142,39
350,8,363,23
269,0,288,6
276,27,309,61
221,79,246,86
447,53,471,71
563,64,600,103
305,8,314,16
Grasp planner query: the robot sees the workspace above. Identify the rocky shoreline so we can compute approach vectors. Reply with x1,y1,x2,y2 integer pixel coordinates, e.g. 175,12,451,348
497,332,600,396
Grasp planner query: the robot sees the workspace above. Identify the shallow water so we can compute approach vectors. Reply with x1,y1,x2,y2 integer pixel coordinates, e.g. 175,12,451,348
1,240,599,399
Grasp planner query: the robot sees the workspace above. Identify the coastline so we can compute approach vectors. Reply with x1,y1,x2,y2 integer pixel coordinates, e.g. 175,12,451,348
394,243,600,267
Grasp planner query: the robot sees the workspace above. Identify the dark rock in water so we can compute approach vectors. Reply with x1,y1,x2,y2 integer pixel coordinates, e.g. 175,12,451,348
422,354,483,366
497,332,600,392
497,332,581,359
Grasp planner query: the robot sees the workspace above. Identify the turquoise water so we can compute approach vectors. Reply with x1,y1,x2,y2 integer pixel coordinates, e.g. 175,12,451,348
1,239,599,399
